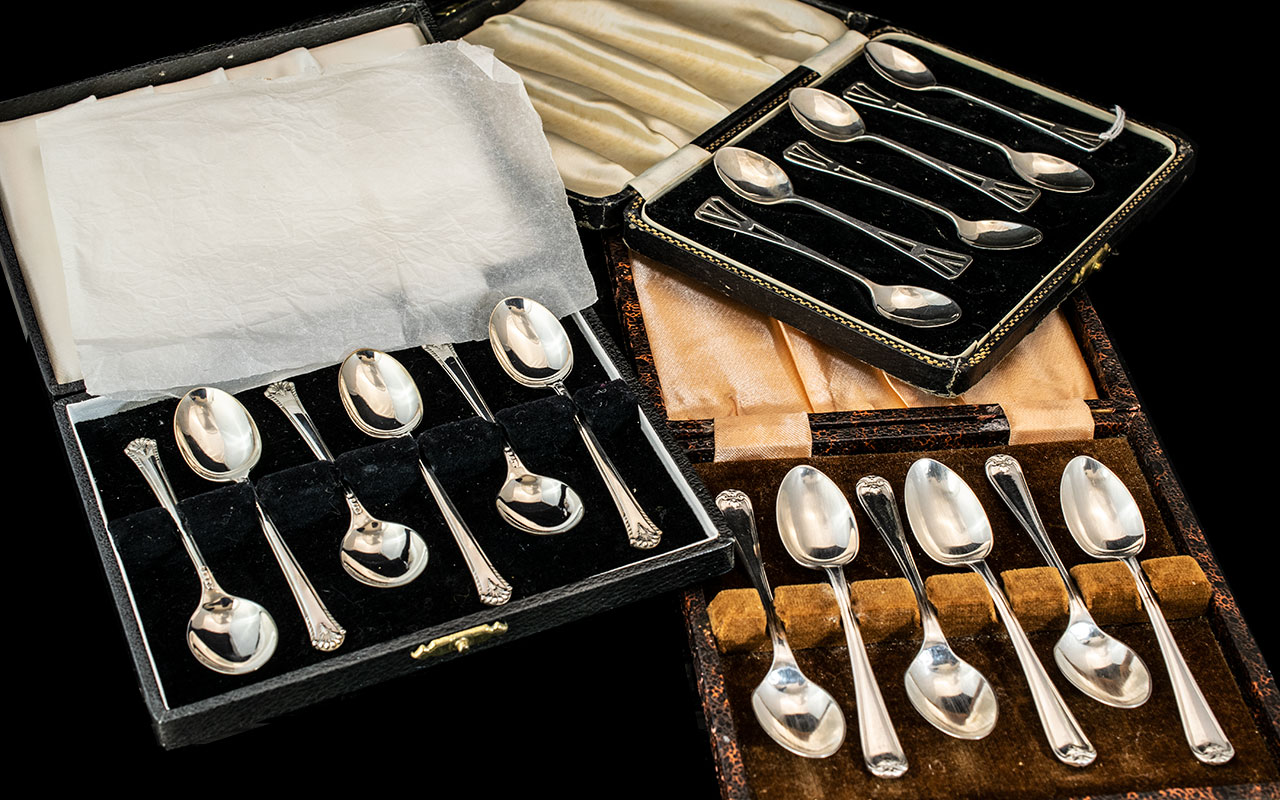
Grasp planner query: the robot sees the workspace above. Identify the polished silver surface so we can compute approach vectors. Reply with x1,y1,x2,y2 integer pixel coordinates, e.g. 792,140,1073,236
787,86,1040,212
783,141,1042,252
695,197,961,328
264,381,427,588
855,475,997,739
865,41,1120,152
173,387,346,651
489,297,662,550
904,458,1095,767
422,343,583,534
843,82,1095,193
125,438,279,675
338,349,512,606
713,146,974,278
1061,456,1235,764
985,454,1150,708
776,465,908,778
716,489,846,758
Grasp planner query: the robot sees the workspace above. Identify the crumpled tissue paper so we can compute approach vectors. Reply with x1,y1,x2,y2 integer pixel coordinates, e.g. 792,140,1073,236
36,41,596,400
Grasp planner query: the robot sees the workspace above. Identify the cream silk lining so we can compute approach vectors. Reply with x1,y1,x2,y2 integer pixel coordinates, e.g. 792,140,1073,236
629,253,1097,460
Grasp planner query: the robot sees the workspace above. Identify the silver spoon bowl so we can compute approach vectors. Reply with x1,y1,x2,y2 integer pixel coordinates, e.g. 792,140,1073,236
716,490,846,757
125,438,278,675
985,454,1150,708
264,381,428,588
787,86,1041,212
173,387,346,651
339,349,512,606
904,458,1095,767
1061,456,1234,764
856,475,997,739
777,465,908,778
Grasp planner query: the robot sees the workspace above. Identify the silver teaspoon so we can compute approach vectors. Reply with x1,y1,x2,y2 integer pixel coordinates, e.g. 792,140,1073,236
174,387,346,651
844,82,1095,193
125,438,279,675
488,297,661,550
264,381,428,588
695,197,961,328
716,489,847,758
422,343,583,534
1060,456,1234,764
865,41,1119,152
777,465,908,778
855,475,998,739
713,146,974,279
783,141,1042,251
985,454,1151,708
904,458,1094,767
788,86,1040,212
338,349,512,606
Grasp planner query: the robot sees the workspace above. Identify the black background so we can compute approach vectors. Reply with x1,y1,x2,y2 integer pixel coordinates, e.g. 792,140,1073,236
1,3,1267,793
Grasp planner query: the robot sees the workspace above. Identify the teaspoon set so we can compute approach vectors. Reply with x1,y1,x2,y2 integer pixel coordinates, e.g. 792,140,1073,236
694,41,1121,328
717,453,1233,777
123,297,662,675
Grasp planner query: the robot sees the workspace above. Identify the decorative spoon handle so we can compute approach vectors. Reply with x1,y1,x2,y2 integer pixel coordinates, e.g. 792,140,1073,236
1124,557,1234,764
422,343,497,421
125,438,217,592
844,81,1012,154
263,381,334,462
252,497,346,651
826,566,909,778
715,490,791,658
972,561,1095,766
854,476,943,641
553,382,661,549
418,460,513,606
984,455,1084,607
856,131,1039,212
785,194,973,279
936,86,1120,152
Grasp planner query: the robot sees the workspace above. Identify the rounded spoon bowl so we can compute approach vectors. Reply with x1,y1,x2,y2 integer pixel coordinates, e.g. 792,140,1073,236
188,591,279,675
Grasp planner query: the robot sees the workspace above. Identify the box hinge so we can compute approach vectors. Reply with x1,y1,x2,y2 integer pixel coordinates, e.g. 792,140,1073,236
410,621,508,660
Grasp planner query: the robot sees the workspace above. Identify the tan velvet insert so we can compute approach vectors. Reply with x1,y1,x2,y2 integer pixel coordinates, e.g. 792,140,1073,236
693,439,1279,798
708,556,1210,652
630,253,1099,451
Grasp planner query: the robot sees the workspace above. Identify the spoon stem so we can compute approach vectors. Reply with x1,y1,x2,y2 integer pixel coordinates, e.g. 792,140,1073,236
1123,557,1235,764
937,85,1114,152
716,491,793,660
825,566,908,778
417,459,513,606
125,438,216,592
855,476,945,642
863,132,1040,212
423,343,497,422
551,382,662,550
263,381,335,462
251,494,346,651
972,560,1095,766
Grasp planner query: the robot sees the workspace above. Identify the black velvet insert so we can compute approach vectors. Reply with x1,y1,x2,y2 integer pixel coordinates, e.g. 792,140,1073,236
637,34,1179,357
73,323,710,709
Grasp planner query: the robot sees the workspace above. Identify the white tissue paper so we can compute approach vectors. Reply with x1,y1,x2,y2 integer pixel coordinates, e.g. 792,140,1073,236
36,41,596,400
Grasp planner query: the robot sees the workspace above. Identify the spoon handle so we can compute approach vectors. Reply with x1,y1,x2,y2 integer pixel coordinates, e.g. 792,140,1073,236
972,561,1096,766
553,384,662,550
984,455,1086,609
1124,557,1235,764
858,132,1039,212
854,476,944,641
787,194,973,279
253,499,346,651
938,85,1119,152
715,490,790,657
263,381,335,462
418,460,513,606
825,567,908,778
124,438,217,592
843,81,1011,156
422,343,497,422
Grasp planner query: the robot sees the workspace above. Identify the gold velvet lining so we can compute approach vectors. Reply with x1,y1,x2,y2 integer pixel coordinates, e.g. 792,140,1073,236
708,555,1210,653
630,253,1098,448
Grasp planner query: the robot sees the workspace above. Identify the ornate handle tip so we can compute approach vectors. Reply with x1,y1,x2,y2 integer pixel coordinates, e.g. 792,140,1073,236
124,438,159,461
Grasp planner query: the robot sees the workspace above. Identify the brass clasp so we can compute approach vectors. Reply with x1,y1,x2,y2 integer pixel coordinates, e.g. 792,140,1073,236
410,621,508,660
1071,244,1111,286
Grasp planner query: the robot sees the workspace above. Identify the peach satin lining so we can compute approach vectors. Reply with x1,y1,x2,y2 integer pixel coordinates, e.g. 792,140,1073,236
630,253,1097,458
